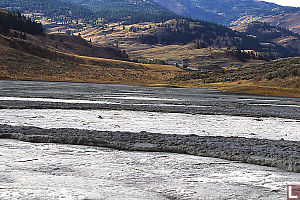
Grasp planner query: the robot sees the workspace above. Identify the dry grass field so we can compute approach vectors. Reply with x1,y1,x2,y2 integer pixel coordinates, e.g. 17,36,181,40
218,80,300,98
128,44,264,69
1,49,299,97
1,32,300,97
230,11,300,34
1,16,300,98
0,34,186,86
78,22,264,71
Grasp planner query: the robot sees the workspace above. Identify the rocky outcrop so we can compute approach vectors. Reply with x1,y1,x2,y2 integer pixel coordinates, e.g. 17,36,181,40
0,124,299,172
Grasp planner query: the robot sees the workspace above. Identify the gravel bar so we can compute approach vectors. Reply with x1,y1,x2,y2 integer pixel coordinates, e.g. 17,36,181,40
0,124,299,173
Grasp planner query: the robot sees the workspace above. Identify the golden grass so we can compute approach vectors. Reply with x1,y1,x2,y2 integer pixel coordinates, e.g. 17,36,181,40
1,32,299,98
162,79,300,97
78,22,264,69
223,85,300,97
128,44,264,69
215,80,300,98
1,45,299,97
2,59,300,97
71,54,182,71
0,40,185,87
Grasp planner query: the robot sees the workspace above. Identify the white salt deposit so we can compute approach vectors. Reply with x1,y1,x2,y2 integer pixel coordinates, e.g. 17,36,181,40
0,109,299,141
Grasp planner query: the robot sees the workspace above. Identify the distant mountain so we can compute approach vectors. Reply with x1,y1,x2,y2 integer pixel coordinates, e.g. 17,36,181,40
1,0,180,25
138,19,299,59
3,0,300,33
0,0,96,20
259,11,300,34
61,0,180,23
230,9,300,34
152,0,300,26
2,1,299,59
0,9,181,85
232,22,300,55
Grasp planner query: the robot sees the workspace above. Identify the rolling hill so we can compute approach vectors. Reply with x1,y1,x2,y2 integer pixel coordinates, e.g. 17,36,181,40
61,0,180,23
2,28,299,97
3,0,300,36
0,32,185,86
0,0,180,33
82,18,299,61
0,9,299,97
259,11,300,34
152,0,299,25
231,22,300,55
0,9,185,86
3,0,294,64
0,9,127,59
137,19,299,57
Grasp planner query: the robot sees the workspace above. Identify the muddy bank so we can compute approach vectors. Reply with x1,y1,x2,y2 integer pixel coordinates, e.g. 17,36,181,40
0,124,299,173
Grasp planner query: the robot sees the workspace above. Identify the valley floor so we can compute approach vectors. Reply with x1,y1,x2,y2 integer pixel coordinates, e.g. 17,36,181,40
0,80,299,199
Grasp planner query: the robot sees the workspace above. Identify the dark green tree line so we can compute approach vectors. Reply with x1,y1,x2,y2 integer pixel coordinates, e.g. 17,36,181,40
0,10,43,35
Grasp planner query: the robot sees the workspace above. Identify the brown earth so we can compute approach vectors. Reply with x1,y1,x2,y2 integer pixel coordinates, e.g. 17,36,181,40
0,33,185,86
78,22,264,70
0,30,299,98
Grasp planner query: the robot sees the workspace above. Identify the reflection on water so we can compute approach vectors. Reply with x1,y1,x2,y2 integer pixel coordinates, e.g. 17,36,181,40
0,139,299,200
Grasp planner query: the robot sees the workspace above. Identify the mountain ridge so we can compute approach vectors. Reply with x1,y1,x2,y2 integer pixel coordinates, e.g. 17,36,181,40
151,0,300,30
2,0,300,35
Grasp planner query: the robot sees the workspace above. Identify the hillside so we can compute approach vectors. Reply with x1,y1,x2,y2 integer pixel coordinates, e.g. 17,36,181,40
3,0,299,57
0,0,96,20
171,56,300,97
0,9,184,85
259,11,300,34
138,19,299,57
0,9,43,35
231,22,300,55
1,25,299,97
61,0,180,23
2,29,299,97
80,18,300,63
174,57,300,83
0,8,128,60
0,33,184,86
2,31,299,97
151,0,298,25
0,0,180,34
3,0,300,35
231,10,300,34
0,9,299,97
